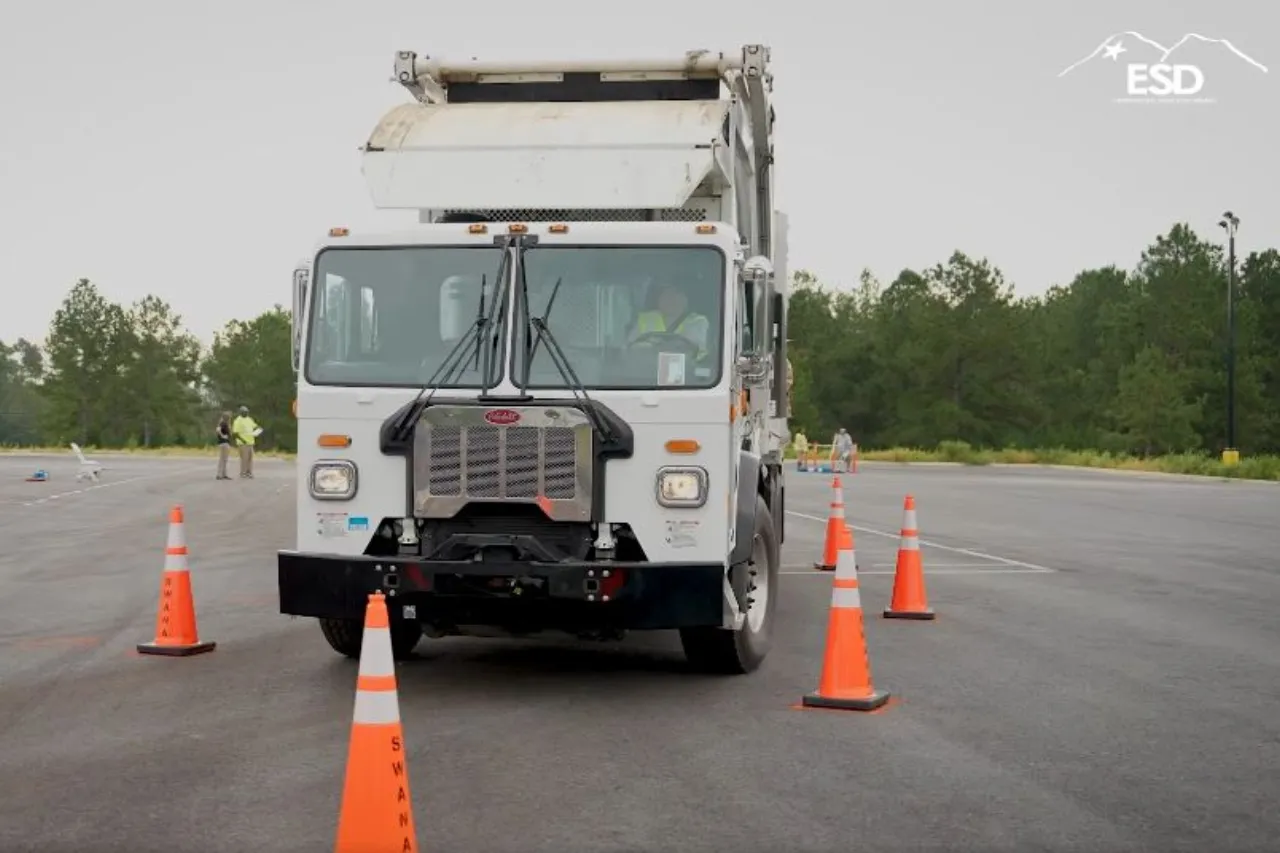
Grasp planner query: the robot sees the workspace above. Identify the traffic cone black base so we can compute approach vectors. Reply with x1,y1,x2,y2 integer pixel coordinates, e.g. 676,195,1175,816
137,505,216,658
801,689,890,712
137,640,216,656
801,531,890,714
883,608,935,621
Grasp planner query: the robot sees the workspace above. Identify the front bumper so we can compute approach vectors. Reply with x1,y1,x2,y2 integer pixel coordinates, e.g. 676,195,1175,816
278,550,726,631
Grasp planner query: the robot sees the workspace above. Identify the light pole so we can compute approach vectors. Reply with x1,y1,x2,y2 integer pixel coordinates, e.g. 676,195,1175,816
1218,211,1240,466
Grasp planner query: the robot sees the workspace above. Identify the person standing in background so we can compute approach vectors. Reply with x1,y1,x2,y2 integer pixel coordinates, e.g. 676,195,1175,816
831,427,854,473
232,405,259,479
792,430,809,470
215,412,233,480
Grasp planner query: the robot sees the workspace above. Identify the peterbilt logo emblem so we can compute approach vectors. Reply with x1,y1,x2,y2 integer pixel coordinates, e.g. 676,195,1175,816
483,409,521,426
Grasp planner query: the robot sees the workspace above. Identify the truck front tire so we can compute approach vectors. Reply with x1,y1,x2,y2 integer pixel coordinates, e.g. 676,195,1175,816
318,615,423,661
680,494,779,674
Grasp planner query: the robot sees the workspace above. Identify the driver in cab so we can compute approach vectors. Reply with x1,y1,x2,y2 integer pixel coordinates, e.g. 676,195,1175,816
628,280,710,360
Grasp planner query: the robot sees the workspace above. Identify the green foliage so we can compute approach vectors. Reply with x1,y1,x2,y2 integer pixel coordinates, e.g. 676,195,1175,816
787,223,1280,461
1111,346,1202,455
1,284,295,452
0,337,45,444
2,220,1277,481
202,307,296,452
842,445,1280,481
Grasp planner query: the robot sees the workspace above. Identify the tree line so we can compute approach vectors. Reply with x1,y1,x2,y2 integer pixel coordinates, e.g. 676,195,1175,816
2,220,1276,457
0,280,296,452
788,222,1280,457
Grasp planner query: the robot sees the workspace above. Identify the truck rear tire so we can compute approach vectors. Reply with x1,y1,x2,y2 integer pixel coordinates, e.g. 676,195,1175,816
680,494,779,674
318,615,423,661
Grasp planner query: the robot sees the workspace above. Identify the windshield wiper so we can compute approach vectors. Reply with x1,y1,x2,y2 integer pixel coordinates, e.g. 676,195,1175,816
521,274,562,388
513,245,614,444
390,250,509,442
477,237,514,395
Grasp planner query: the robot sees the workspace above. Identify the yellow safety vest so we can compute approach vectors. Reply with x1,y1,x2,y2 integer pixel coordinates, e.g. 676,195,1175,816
635,311,708,357
232,415,259,447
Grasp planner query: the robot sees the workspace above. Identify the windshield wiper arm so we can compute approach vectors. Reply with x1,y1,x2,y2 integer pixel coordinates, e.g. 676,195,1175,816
521,275,562,389
470,266,488,371
477,237,517,394
389,314,483,442
513,249,614,444
390,251,508,442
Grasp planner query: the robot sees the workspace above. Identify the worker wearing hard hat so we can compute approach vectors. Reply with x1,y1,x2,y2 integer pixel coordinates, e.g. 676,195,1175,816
231,405,260,479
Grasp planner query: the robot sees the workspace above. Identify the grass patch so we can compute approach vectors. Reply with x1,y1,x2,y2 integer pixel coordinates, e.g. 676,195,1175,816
788,440,1280,482
0,444,296,460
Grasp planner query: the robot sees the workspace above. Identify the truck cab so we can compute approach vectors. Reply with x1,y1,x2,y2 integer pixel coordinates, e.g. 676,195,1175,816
280,45,790,674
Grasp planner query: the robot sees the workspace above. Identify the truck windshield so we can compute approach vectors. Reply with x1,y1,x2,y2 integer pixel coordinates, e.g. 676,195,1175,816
514,246,726,390
305,246,506,387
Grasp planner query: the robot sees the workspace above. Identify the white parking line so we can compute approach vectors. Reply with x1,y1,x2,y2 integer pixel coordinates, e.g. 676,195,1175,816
785,509,1057,573
782,568,1055,576
865,562,1014,569
18,467,205,507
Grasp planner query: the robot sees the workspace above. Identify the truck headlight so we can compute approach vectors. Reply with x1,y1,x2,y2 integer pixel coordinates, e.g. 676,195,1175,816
310,460,357,500
656,467,708,508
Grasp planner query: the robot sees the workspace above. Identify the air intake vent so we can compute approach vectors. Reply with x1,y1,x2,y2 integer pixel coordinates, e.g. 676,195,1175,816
412,405,594,522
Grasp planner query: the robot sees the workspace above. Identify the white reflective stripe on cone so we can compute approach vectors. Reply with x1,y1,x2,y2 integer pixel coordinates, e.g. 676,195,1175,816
903,509,918,529
352,688,402,725
831,585,862,609
357,626,396,678
833,548,858,581
166,524,185,550
829,503,845,519
900,535,920,550
163,553,189,571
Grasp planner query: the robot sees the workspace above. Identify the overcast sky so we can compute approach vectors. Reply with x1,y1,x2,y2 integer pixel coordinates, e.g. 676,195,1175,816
0,0,1273,346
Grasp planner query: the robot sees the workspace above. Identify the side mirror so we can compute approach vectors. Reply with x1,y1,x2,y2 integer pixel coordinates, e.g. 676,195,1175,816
291,264,309,371
739,255,774,357
736,353,769,384
742,255,773,282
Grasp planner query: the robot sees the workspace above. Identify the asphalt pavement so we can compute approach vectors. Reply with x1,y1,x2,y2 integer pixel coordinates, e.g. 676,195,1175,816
1,452,1277,852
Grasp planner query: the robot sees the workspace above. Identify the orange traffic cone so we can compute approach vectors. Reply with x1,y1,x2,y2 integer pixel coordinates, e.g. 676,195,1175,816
335,592,419,853
814,476,854,571
883,495,935,620
802,530,889,711
137,505,216,656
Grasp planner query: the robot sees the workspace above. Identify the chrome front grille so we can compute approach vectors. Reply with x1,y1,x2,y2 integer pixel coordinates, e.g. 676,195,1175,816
412,405,593,522
423,424,577,500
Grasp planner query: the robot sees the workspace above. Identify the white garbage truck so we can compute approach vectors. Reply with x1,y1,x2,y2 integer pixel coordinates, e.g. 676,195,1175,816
280,45,792,673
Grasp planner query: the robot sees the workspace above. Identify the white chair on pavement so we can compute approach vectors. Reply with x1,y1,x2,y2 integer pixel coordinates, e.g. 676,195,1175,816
70,442,104,482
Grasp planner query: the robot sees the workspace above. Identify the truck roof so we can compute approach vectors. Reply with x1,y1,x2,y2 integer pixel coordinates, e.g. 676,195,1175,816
360,45,776,261
364,99,730,213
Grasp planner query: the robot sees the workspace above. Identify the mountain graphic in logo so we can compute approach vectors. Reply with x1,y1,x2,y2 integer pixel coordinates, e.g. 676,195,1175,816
1058,32,1269,77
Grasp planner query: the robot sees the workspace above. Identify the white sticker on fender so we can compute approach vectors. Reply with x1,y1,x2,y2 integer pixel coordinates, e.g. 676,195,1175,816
665,519,700,548
317,512,348,537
